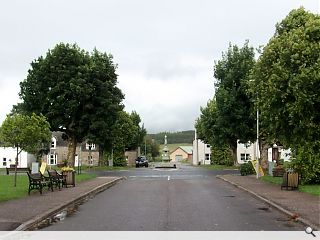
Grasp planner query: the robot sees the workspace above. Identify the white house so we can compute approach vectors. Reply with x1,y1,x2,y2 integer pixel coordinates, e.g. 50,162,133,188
0,147,36,168
237,141,257,164
192,139,211,165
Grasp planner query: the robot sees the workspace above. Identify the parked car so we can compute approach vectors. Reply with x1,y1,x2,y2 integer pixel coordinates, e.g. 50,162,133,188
135,156,148,168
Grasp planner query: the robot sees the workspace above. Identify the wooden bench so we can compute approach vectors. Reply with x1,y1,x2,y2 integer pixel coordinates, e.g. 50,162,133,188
281,171,299,190
27,172,53,195
6,167,31,175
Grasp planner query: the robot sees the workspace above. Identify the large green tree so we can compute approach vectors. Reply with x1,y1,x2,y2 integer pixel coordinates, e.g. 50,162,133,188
16,43,124,167
251,8,320,147
213,41,256,164
0,113,51,186
251,8,320,182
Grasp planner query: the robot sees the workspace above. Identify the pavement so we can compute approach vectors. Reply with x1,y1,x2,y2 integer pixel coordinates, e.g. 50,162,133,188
0,176,123,231
217,174,320,231
0,172,319,231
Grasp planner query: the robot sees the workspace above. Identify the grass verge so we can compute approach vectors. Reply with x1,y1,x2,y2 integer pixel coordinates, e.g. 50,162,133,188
261,175,320,196
0,172,97,202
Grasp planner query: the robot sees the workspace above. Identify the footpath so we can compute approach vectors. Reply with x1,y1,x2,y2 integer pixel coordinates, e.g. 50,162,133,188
0,176,123,231
217,174,320,230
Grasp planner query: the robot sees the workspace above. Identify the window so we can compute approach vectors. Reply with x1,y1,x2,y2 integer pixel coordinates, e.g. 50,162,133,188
3,158,7,167
47,154,57,165
206,144,210,148
205,154,211,161
51,137,57,149
240,154,251,161
86,143,96,150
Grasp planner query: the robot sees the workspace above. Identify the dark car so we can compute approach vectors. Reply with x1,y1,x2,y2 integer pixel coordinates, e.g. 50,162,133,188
135,156,148,168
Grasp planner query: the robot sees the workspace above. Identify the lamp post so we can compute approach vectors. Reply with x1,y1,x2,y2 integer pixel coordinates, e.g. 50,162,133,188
256,109,260,179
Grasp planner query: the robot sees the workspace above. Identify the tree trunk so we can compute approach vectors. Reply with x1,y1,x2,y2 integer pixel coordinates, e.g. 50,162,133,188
230,143,238,166
67,135,77,167
260,140,269,172
98,146,104,166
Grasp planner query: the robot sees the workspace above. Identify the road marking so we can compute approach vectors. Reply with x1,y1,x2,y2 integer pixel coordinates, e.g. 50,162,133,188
168,176,170,181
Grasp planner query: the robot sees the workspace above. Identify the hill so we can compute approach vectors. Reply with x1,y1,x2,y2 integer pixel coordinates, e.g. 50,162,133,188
148,130,195,144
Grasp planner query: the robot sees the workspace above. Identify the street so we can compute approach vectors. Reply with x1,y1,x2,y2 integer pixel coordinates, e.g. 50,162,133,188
44,164,303,231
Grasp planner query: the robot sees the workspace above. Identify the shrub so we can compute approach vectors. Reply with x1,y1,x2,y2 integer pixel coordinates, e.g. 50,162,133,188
240,162,255,176
289,144,320,184
113,157,127,167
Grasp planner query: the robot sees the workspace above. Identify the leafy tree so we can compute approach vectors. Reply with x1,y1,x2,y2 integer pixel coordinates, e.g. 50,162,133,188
213,41,256,164
16,43,124,167
111,111,138,166
0,113,51,186
251,8,320,147
85,49,124,165
127,111,147,151
251,8,320,182
144,136,160,159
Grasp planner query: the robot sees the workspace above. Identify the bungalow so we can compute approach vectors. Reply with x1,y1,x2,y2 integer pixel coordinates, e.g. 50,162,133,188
170,146,193,163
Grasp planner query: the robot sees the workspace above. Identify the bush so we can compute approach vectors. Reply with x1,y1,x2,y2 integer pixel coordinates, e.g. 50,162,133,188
289,144,320,184
211,145,233,166
240,162,255,176
113,157,127,167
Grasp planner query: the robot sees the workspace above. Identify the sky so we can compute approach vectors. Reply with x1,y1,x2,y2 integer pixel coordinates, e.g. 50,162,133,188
0,0,318,134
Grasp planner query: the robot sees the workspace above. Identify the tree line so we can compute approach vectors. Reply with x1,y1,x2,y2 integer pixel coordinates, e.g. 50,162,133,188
195,8,320,183
148,130,195,145
0,43,146,168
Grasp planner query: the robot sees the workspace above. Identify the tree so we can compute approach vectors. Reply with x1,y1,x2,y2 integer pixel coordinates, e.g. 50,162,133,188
110,111,138,166
251,8,320,147
0,113,51,186
251,8,320,182
127,111,147,151
16,43,124,167
213,41,256,164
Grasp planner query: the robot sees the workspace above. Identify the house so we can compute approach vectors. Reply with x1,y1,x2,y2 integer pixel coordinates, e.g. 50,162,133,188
44,131,99,167
192,139,211,165
237,141,257,164
0,147,36,168
170,146,193,163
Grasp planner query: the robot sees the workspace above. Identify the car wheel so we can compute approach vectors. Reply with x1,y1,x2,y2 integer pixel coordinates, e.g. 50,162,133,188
145,164,148,167
136,164,139,168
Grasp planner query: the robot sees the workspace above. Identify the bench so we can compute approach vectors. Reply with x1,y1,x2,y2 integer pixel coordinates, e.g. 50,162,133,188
27,172,53,195
281,171,300,190
47,169,66,190
6,167,31,175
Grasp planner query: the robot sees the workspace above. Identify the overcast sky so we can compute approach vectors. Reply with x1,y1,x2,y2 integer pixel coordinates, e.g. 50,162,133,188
0,0,318,133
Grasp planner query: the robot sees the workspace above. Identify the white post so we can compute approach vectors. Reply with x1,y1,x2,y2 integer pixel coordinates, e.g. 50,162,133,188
256,109,260,179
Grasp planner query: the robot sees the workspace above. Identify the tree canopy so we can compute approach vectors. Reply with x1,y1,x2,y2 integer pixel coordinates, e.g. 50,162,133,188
0,113,51,186
251,8,320,148
16,43,124,166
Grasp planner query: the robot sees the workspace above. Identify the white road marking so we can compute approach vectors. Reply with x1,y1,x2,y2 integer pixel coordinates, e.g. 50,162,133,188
168,176,170,181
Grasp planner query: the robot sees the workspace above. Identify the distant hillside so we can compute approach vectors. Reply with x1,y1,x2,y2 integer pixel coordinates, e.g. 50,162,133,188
148,130,195,144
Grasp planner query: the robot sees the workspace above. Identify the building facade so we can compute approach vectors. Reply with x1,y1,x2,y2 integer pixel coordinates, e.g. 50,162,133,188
44,132,99,167
0,147,36,168
170,146,193,163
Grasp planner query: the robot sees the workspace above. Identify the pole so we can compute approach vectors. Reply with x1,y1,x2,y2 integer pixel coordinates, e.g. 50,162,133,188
256,109,260,179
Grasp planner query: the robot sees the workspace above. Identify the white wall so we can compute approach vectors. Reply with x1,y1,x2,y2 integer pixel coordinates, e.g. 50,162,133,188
237,141,256,164
192,139,211,165
0,147,35,168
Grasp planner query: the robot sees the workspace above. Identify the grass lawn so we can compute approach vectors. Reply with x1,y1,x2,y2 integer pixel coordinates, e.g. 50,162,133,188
201,164,239,170
261,175,320,196
80,166,133,171
0,172,96,202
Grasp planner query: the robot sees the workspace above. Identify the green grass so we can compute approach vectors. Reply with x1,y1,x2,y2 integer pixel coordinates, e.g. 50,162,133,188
201,164,239,170
0,172,97,202
261,175,320,196
79,165,132,171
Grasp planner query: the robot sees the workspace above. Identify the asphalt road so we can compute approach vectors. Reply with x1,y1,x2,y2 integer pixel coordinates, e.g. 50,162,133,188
43,164,304,231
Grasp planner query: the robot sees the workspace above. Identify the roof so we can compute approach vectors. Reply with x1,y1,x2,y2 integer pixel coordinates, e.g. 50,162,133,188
171,146,193,155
